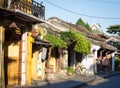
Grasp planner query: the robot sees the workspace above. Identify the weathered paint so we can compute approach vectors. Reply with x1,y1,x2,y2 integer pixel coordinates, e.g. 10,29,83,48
59,50,68,71
49,57,56,72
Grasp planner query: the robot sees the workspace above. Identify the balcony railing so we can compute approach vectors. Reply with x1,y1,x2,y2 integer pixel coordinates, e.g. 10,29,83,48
2,0,45,19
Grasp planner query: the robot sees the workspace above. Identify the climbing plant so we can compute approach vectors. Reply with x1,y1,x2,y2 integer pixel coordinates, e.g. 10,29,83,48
44,33,67,49
44,30,91,54
61,30,91,54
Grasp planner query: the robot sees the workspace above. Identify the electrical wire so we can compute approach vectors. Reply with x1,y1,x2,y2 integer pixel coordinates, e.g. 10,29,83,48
44,0,120,19
91,0,120,4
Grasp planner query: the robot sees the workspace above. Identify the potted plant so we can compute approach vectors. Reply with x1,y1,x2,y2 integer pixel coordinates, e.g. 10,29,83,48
67,67,74,76
45,65,53,74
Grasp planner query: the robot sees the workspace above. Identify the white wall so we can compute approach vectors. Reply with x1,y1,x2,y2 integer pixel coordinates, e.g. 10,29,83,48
81,45,100,75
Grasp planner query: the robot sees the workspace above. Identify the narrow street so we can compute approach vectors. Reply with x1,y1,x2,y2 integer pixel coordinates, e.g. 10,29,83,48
80,75,120,88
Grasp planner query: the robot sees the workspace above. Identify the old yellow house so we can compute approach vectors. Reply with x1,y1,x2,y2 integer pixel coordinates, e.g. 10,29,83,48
0,0,45,87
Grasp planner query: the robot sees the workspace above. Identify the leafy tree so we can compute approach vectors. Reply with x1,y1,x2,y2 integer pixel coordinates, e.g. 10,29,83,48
76,18,85,26
85,23,92,32
107,25,120,36
76,18,92,32
107,25,120,50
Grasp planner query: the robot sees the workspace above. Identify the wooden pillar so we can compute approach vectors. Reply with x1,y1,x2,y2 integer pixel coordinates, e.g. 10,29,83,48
26,25,33,84
106,51,112,71
99,50,105,72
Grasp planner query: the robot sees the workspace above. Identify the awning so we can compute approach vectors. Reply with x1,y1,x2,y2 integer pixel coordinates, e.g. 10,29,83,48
33,37,51,46
34,41,51,46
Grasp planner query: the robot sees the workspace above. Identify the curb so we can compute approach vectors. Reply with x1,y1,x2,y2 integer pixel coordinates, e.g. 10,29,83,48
71,76,97,88
72,72,120,88
103,72,120,79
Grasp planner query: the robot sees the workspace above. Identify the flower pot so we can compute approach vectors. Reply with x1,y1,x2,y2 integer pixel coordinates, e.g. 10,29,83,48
45,68,53,74
67,72,73,76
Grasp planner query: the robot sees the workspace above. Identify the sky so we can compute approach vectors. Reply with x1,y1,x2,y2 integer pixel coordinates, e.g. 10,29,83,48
35,0,120,34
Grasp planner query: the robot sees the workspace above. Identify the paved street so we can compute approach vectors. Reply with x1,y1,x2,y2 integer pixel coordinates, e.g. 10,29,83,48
9,71,120,88
81,75,120,88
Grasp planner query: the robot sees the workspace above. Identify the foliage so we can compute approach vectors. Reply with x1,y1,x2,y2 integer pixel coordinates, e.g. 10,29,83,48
76,18,85,26
61,30,91,54
67,67,74,73
76,18,92,32
44,30,91,54
60,30,76,44
107,25,120,36
44,34,67,49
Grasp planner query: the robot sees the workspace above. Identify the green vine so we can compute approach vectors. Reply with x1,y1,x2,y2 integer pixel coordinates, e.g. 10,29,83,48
44,34,67,49
61,30,91,54
44,30,91,54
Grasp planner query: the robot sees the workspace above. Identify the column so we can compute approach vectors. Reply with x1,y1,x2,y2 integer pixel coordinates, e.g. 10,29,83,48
0,18,5,88
112,52,115,72
0,26,2,87
21,26,27,85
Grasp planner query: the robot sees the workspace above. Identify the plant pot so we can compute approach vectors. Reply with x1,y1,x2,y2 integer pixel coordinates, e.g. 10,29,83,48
45,68,53,74
67,72,73,76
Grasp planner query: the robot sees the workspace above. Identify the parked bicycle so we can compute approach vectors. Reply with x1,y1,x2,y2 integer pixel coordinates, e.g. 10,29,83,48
74,63,90,76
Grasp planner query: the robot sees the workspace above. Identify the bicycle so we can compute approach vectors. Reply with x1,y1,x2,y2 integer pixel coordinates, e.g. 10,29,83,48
74,63,90,76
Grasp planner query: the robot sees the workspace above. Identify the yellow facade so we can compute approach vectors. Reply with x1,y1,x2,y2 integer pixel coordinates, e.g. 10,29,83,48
32,51,38,80
49,57,56,72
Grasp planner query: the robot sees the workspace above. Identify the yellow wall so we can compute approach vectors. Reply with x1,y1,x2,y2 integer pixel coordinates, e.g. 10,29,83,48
32,51,38,80
49,57,56,72
26,32,33,84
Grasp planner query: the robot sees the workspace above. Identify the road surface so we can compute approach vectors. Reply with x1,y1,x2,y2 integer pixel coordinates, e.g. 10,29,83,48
81,75,120,88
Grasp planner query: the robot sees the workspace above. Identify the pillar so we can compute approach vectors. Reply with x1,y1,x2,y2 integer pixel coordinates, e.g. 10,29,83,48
21,26,27,85
0,15,5,88
112,52,115,71
26,25,33,84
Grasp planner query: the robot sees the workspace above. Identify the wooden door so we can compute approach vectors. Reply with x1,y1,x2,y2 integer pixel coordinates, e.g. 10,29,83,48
4,27,21,86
